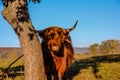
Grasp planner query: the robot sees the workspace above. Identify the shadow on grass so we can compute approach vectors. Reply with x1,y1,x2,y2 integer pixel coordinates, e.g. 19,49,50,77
67,54,120,80
0,65,24,80
1,54,120,80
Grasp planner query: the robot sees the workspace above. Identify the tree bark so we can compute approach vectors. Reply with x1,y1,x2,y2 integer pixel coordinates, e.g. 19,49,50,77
2,0,46,80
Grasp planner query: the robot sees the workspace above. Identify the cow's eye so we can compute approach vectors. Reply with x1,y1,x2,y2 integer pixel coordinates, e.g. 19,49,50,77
58,31,61,35
50,33,55,38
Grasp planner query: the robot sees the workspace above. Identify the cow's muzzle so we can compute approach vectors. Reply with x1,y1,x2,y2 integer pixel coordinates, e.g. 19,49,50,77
52,45,60,51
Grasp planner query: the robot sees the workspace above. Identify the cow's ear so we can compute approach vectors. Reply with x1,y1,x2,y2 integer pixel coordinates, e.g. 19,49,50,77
38,31,45,39
64,30,70,36
34,30,45,39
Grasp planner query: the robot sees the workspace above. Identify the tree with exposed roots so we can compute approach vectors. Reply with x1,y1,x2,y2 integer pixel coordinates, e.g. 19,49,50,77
1,0,46,80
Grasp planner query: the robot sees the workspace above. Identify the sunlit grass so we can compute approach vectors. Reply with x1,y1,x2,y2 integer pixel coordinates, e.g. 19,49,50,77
67,53,120,80
0,50,23,68
0,50,120,80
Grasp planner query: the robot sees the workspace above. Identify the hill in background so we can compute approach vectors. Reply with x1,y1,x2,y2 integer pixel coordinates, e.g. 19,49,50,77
0,47,89,55
0,47,22,59
74,47,89,54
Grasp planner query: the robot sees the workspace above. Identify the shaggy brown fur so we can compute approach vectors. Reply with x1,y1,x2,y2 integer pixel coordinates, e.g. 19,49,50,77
35,20,78,80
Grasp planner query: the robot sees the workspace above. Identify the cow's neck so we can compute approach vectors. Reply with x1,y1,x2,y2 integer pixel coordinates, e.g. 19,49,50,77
50,45,67,70
51,43,65,57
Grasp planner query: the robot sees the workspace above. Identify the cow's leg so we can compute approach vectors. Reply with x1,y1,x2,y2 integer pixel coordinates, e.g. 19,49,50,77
53,72,59,80
46,72,52,80
62,71,67,80
58,71,65,80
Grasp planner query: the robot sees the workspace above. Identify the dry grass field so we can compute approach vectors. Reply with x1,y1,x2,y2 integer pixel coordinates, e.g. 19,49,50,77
0,49,120,80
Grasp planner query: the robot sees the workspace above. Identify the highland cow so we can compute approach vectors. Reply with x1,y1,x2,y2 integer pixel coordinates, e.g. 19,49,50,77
35,20,78,80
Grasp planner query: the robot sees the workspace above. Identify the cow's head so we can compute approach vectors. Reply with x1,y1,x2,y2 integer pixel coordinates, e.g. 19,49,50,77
35,20,78,54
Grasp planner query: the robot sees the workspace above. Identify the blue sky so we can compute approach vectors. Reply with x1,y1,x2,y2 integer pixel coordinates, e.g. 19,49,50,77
0,0,120,47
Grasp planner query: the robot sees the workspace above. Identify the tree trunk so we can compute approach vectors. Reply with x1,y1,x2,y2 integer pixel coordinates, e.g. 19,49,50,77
2,0,46,80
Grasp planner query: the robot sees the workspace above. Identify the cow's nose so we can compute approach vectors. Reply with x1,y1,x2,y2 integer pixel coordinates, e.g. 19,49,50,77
52,44,59,51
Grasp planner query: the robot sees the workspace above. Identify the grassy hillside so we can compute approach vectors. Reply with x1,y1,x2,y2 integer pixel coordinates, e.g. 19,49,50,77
0,49,120,80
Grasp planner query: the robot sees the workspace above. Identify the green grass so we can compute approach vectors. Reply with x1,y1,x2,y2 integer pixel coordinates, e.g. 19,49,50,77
0,52,120,80
67,53,120,80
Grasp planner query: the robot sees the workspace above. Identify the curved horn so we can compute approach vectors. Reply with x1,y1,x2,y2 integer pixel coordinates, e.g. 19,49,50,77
68,20,78,31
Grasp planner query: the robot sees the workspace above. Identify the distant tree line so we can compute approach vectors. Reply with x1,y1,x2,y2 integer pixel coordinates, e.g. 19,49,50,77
89,39,120,54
